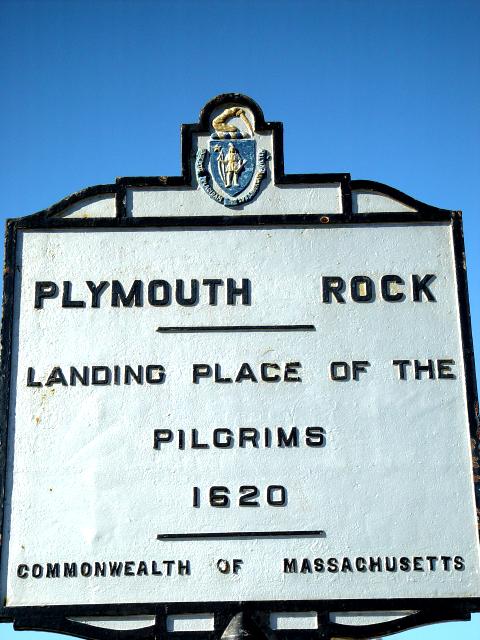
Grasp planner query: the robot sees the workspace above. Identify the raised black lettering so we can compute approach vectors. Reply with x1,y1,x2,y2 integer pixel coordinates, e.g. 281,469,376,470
322,277,345,303
92,366,111,385
154,429,173,450
283,558,298,573
46,563,60,578
352,360,370,380
327,558,339,573
305,427,326,447
278,427,299,448
109,561,123,577
437,359,455,379
124,365,143,385
193,364,211,383
178,560,190,575
202,279,223,304
235,363,258,383
385,557,397,572
351,276,374,302
260,363,281,382
300,558,312,573
64,563,77,577
381,275,405,302
284,362,301,382
213,428,233,448
176,279,199,306
62,281,86,308
111,280,143,307
27,367,42,387
412,274,436,302
227,278,251,305
148,280,171,306
146,365,165,384
70,366,89,386
330,361,349,381
35,281,58,309
17,564,29,578
86,281,110,308
355,557,367,572
414,359,434,380
32,564,43,578
341,558,353,572
45,367,68,387
239,428,259,447
314,558,324,572
191,428,209,449
214,364,233,383
392,360,410,380
264,427,272,447
369,557,382,572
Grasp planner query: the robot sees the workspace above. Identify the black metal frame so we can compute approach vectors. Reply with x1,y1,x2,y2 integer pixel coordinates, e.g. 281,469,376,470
0,94,478,640
10,92,450,224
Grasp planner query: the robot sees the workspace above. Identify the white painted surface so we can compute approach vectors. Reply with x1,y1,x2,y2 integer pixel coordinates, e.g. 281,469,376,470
166,614,215,632
2,223,479,607
69,616,155,630
61,195,116,219
270,612,317,629
330,611,416,626
352,190,417,213
127,182,342,217
56,185,420,219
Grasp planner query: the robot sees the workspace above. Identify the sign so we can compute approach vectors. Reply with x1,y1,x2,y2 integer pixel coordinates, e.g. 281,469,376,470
0,94,478,640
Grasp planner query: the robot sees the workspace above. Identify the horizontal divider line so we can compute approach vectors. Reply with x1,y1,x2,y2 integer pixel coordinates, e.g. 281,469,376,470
156,325,316,333
157,530,326,540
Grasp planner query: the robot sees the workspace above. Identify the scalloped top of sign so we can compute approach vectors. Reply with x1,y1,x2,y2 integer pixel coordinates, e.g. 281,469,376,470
17,94,455,221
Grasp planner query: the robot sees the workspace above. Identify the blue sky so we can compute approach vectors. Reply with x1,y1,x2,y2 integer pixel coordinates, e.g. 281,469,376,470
0,0,479,638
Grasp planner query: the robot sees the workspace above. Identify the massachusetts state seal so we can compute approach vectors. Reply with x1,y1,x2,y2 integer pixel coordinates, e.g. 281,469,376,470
196,106,269,207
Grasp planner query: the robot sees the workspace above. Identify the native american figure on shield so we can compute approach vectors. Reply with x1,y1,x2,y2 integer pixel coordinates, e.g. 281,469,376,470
215,143,246,188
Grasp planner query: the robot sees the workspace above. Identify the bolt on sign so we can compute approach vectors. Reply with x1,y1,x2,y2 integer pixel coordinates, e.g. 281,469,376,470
0,94,478,640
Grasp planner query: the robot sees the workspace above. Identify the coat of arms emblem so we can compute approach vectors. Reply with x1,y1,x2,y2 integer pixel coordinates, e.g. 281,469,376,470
196,106,269,207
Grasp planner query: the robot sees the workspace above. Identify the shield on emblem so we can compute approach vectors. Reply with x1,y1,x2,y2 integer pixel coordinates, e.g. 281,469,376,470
209,139,256,198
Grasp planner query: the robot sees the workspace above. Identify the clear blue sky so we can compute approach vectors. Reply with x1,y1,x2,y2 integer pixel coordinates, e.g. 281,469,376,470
0,0,479,638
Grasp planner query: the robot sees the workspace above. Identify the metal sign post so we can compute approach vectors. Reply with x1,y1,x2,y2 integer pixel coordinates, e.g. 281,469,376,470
0,95,478,640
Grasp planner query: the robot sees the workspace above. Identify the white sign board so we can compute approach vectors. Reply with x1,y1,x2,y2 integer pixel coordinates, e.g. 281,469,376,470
0,95,478,640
